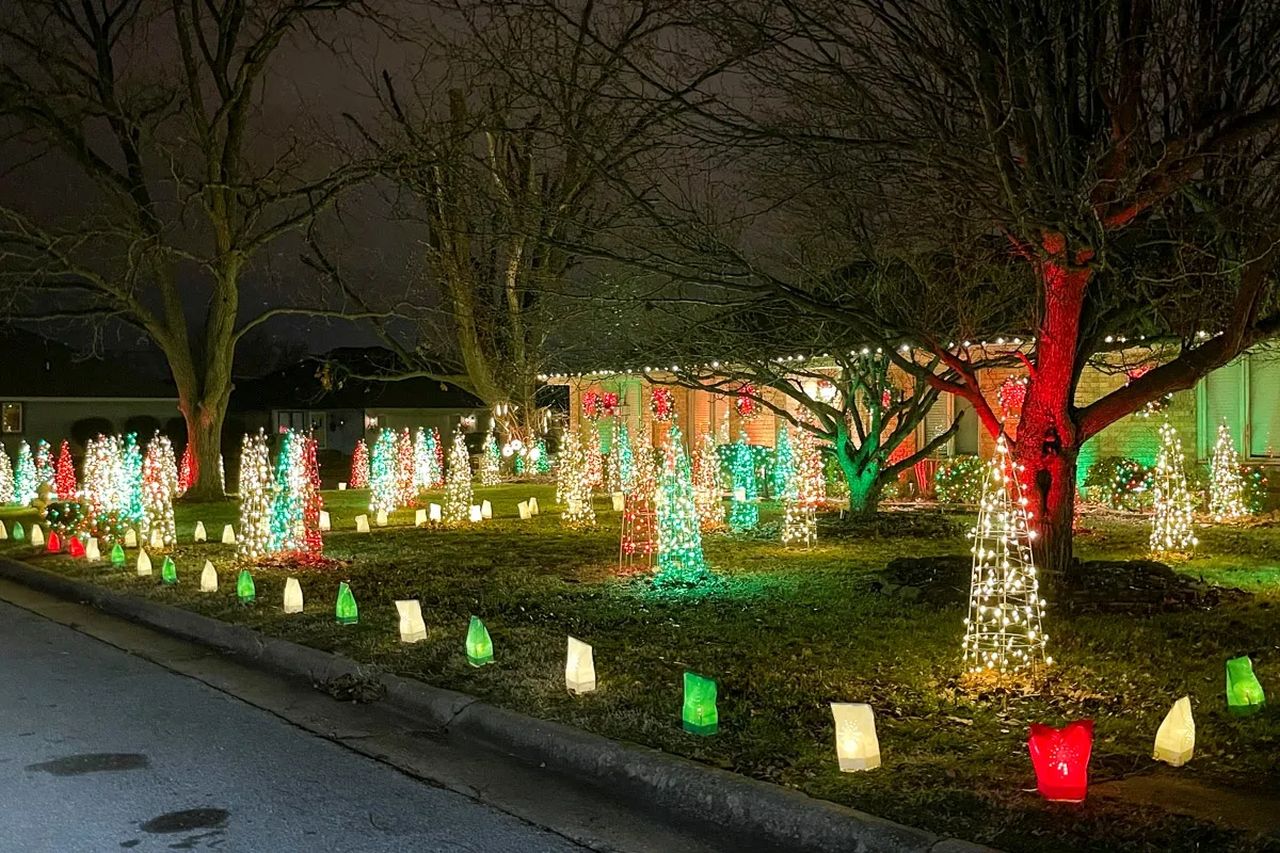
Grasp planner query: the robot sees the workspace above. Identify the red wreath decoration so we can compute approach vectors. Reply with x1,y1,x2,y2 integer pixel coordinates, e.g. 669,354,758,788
735,385,760,420
650,387,675,421
997,376,1028,418
582,390,618,421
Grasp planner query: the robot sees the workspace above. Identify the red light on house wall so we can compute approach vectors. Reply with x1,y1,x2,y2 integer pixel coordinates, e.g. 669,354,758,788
1028,719,1093,802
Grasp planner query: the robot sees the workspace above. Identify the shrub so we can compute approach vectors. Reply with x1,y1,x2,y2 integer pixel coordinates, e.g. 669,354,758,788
123,415,162,437
71,417,115,446
1084,456,1152,510
933,455,984,503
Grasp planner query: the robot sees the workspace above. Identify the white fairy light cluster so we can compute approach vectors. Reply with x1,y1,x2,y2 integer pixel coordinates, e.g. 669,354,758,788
1149,421,1198,557
962,434,1049,675
1208,421,1246,523
237,431,273,560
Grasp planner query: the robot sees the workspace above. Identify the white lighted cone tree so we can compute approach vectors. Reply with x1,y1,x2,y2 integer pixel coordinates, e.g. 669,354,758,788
443,428,473,526
691,432,725,533
962,434,1049,675
1208,421,1246,522
782,426,823,547
237,431,273,560
559,428,596,529
1150,421,1198,557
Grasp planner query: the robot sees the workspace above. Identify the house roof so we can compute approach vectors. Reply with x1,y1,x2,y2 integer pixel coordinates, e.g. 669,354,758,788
233,348,485,411
0,329,177,399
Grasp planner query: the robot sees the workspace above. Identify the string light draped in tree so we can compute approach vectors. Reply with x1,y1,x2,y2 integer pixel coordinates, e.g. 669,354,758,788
621,422,657,561
560,428,596,529
34,439,53,492
13,440,38,506
395,428,416,505
962,434,1048,676
237,431,273,560
692,432,725,532
654,423,711,586
369,429,399,517
177,443,195,496
269,430,306,553
782,427,821,547
141,435,176,550
118,434,145,529
0,444,14,504
349,439,370,489
728,434,759,532
54,440,76,499
443,428,473,525
1209,421,1246,523
1150,421,1198,557
771,426,795,499
479,426,501,486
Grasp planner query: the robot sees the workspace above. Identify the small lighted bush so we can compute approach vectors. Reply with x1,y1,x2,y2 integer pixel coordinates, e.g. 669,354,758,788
933,455,984,503
1083,456,1152,510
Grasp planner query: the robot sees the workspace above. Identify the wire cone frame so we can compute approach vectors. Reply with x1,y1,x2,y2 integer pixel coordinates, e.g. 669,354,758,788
962,434,1048,676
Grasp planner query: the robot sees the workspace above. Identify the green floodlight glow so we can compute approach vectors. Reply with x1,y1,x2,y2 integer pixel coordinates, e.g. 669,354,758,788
466,616,493,667
335,581,359,625
161,556,177,585
12,521,24,542
682,671,718,736
237,569,256,603
1226,655,1266,716
110,542,125,567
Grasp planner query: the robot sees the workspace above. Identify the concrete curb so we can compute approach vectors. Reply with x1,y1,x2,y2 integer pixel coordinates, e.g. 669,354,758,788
0,558,991,853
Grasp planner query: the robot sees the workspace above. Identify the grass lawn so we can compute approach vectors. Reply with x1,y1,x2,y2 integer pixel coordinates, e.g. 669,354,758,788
3,486,1280,852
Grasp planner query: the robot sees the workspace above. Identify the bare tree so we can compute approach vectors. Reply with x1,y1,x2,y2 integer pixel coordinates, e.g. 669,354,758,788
0,0,377,497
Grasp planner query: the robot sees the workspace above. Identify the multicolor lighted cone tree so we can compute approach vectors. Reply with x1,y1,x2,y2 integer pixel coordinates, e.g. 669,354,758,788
269,430,305,553
54,440,76,499
654,423,712,586
119,434,145,529
585,426,604,490
237,431,273,560
620,424,657,562
691,431,725,532
177,443,195,496
1208,421,1247,522
80,435,121,526
727,435,759,532
962,434,1048,675
1150,421,1198,557
395,428,416,505
301,434,324,555
141,436,176,549
14,440,38,506
0,444,14,504
412,428,437,491
782,427,822,547
349,438,371,488
771,425,795,499
431,427,446,486
479,426,501,486
560,428,596,529
369,429,398,517
34,439,54,493
443,428,473,525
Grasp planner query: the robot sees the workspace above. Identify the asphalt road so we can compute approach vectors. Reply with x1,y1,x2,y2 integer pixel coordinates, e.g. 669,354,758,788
0,599,584,852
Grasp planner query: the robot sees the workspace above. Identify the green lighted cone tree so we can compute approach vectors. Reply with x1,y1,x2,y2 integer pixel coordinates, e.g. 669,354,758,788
34,439,54,492
691,431,724,533
962,434,1049,676
268,430,305,554
443,428,473,526
771,425,795,499
610,422,635,494
534,437,551,475
1150,421,1198,558
119,434,145,529
654,424,713,587
0,444,14,504
412,427,438,492
369,429,399,518
13,440,37,506
237,431,273,560
727,434,758,532
479,426,501,486
1209,421,1247,522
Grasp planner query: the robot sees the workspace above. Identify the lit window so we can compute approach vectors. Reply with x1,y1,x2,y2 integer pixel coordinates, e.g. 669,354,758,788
1,402,22,434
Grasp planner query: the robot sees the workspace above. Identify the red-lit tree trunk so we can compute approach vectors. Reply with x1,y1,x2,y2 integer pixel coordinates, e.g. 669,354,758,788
1012,236,1092,587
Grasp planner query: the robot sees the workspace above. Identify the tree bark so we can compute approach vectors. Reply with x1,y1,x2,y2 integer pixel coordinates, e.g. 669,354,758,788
831,424,889,518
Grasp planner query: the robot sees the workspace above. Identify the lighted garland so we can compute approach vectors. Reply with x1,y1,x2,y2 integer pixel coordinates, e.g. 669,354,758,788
1208,421,1247,523
479,426,501,486
14,440,38,506
653,423,712,587
727,434,759,532
54,440,76,499
368,429,399,517
141,435,176,550
962,434,1048,675
443,428,473,526
650,387,675,422
692,431,725,532
0,444,14,504
1149,421,1198,558
237,431,273,560
349,439,371,489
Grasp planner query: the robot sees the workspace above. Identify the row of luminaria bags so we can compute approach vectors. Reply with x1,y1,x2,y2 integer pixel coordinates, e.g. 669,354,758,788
1,516,1267,802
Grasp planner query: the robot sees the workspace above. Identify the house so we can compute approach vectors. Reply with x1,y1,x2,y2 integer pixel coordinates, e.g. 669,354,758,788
0,329,181,456
232,348,490,456
546,341,1280,488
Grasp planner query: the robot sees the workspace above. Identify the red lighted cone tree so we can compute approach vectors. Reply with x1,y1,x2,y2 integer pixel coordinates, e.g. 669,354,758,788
54,440,76,499
177,444,195,496
349,439,370,489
